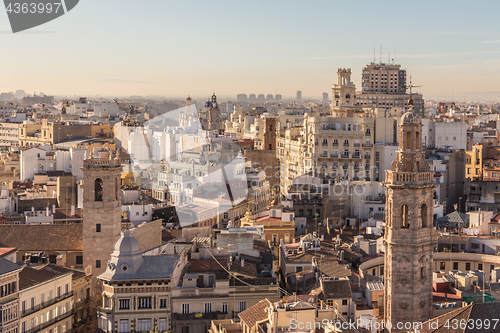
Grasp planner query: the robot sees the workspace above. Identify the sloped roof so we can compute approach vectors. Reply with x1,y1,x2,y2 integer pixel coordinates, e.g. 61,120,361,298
419,301,500,332
238,298,272,329
436,211,468,226
0,257,21,276
0,225,83,251
318,279,352,300
19,264,72,290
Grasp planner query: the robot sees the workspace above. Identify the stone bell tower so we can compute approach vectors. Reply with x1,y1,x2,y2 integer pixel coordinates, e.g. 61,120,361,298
82,152,122,292
383,105,436,331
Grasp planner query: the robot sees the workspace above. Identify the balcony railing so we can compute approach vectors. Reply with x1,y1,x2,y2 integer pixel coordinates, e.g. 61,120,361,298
364,155,371,159
362,143,373,148
341,155,350,159
352,154,360,159
354,143,360,147
24,309,73,333
22,291,73,317
331,154,338,158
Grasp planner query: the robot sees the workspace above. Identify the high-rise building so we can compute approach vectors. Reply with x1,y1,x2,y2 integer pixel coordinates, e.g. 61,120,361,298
257,94,266,103
276,94,282,101
357,62,424,115
82,153,123,293
296,90,302,101
249,94,257,103
266,94,274,101
322,92,329,103
383,106,435,331
237,93,247,103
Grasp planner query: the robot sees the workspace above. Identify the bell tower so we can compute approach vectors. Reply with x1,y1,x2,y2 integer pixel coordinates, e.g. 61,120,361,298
82,153,123,292
332,68,356,107
383,105,436,331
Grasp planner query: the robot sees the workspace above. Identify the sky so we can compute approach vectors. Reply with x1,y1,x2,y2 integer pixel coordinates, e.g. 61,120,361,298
1,0,500,101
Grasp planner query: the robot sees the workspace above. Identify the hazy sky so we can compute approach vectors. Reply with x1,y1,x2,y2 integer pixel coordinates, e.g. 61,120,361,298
1,0,500,100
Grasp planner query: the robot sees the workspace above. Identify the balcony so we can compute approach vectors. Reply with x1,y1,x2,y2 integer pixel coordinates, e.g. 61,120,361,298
22,291,73,317
352,154,360,159
24,309,73,333
331,153,338,158
341,155,350,159
364,155,371,159
332,143,339,147
362,144,373,148
343,143,349,147
354,143,360,147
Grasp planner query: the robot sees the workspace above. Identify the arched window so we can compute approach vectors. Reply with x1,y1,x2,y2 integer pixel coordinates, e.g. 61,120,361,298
416,132,420,146
95,178,103,202
402,204,409,228
346,93,350,99
406,132,411,150
421,267,424,279
421,203,428,228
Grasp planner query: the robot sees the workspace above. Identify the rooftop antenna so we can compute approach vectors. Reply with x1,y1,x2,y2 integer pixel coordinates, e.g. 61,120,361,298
379,45,382,63
388,52,390,63
373,47,376,63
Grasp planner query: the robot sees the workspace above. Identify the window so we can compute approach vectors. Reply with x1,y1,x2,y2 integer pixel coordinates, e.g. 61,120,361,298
159,318,168,332
119,319,129,333
119,299,130,310
182,303,190,314
471,243,480,249
222,302,228,313
491,265,495,272
466,263,471,271
57,286,61,297
76,256,83,265
402,204,409,228
453,262,459,270
421,204,427,228
160,298,168,309
96,260,101,268
238,301,247,312
204,302,212,313
421,267,424,279
96,224,101,232
342,299,348,305
478,263,483,271
440,262,446,270
137,319,152,332
296,266,303,273
138,297,152,309
95,178,103,201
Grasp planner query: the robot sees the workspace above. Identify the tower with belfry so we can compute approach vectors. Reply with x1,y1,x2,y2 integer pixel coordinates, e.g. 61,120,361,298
383,97,436,331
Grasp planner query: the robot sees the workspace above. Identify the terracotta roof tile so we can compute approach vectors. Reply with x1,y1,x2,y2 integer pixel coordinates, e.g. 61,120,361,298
0,224,83,251
238,298,272,329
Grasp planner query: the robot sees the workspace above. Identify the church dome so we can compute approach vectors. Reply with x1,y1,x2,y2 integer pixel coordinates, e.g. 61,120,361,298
113,230,141,256
400,111,420,125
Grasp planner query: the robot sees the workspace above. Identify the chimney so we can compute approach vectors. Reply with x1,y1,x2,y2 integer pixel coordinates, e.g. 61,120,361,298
46,207,49,216
31,206,34,212
71,205,75,216
241,258,245,268
52,204,56,214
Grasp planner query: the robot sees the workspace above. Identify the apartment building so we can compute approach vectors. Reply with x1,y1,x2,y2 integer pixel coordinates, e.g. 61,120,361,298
0,258,22,333
357,62,424,115
97,231,184,333
18,265,74,333
0,124,19,150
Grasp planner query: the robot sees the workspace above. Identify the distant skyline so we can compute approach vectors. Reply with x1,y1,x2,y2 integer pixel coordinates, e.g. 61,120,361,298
1,1,500,101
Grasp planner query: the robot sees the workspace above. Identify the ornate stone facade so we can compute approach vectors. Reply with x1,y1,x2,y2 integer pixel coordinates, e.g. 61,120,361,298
383,109,436,331
82,156,122,293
